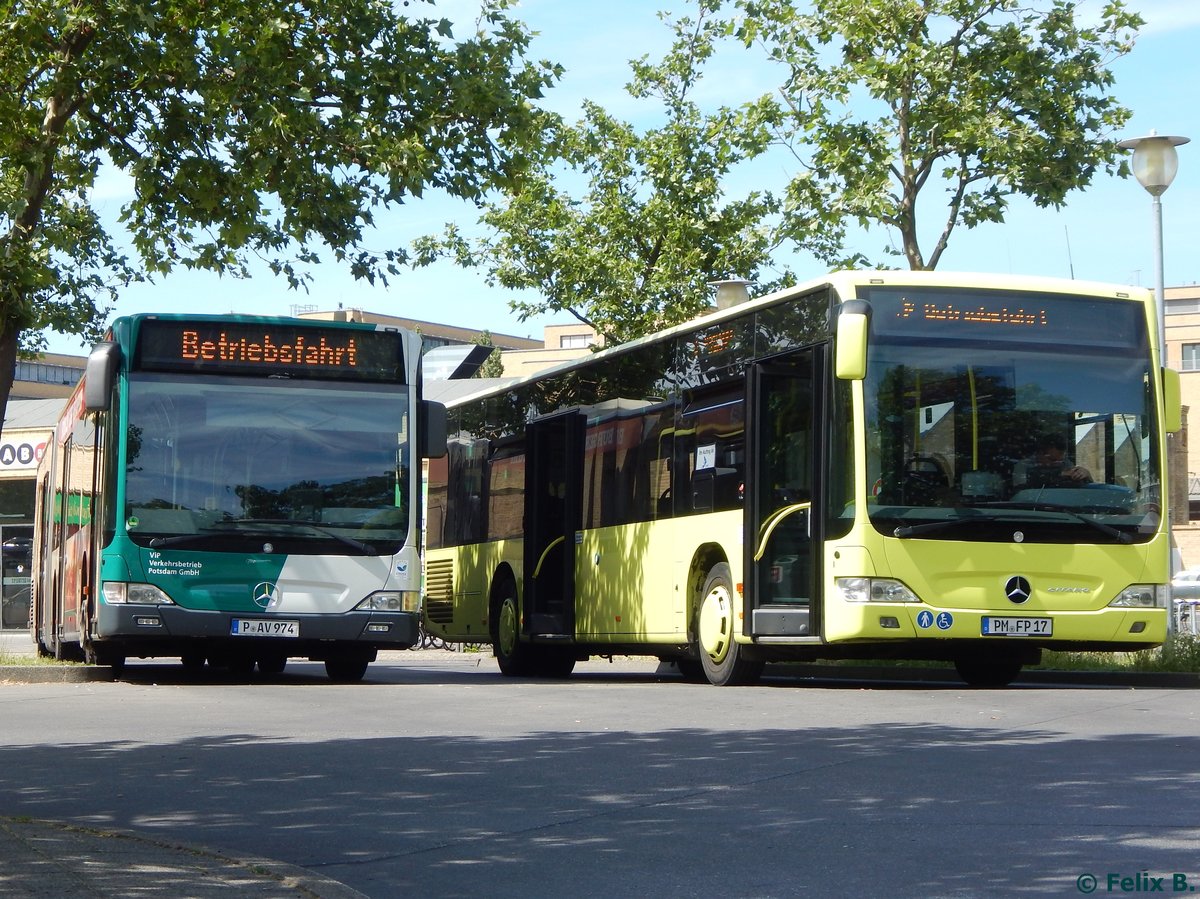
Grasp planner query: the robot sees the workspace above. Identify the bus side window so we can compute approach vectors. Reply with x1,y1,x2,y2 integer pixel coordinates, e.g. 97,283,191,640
678,387,745,516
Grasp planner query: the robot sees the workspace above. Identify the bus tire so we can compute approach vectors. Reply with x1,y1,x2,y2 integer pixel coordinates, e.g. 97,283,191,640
533,647,576,678
492,580,535,677
696,563,763,687
954,655,1023,688
325,653,370,683
180,651,206,672
86,643,125,675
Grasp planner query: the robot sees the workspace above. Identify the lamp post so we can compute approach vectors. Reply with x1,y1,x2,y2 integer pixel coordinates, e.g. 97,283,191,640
1117,130,1190,359
708,278,753,310
1113,129,1190,600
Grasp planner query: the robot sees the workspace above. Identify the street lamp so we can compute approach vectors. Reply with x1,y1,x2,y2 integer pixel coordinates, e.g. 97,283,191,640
708,278,754,310
1119,132,1189,583
1117,130,1190,358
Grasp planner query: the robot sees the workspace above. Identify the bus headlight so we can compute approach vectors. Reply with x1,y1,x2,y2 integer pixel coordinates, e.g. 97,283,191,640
835,578,920,603
102,582,176,605
355,591,419,613
1108,584,1165,609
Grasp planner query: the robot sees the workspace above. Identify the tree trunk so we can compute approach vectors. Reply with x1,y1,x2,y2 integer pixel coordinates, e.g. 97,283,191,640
0,320,22,439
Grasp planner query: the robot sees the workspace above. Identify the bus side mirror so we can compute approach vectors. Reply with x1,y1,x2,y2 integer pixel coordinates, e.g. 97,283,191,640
83,341,121,412
419,400,447,458
1163,367,1182,433
835,301,870,381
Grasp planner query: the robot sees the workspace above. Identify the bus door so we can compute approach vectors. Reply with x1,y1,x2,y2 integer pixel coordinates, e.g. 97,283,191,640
523,410,585,639
1,526,34,630
746,349,820,638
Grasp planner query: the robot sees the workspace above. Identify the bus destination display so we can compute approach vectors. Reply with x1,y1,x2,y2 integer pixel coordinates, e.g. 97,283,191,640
134,319,405,381
862,286,1149,351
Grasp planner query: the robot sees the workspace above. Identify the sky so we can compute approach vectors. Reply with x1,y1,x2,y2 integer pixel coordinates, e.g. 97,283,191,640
42,0,1200,356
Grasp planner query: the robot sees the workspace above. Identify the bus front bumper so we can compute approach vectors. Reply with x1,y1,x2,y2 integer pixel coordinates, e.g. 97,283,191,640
94,603,420,649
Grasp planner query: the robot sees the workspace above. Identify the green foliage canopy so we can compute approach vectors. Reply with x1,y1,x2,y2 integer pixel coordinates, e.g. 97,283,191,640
0,0,558,418
414,6,792,345
729,0,1143,269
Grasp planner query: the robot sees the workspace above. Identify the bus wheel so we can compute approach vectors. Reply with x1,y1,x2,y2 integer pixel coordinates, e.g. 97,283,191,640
325,653,370,683
180,651,206,672
86,643,125,675
534,647,576,679
492,583,534,677
696,563,763,687
954,655,1023,687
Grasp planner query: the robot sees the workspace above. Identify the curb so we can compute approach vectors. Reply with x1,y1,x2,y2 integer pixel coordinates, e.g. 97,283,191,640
770,663,1200,688
0,664,114,684
0,816,367,898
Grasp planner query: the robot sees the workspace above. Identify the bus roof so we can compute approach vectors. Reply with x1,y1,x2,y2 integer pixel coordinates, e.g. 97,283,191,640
437,269,1152,409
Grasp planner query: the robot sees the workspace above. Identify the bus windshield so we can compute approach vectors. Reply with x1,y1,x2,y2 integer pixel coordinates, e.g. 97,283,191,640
861,288,1160,543
123,374,410,553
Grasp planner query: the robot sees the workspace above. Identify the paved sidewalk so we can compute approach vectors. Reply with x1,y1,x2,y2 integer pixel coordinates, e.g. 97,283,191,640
0,816,366,898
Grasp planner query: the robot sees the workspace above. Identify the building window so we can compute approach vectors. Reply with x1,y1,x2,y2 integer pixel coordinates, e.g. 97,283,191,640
1182,344,1200,372
13,361,83,385
560,334,594,349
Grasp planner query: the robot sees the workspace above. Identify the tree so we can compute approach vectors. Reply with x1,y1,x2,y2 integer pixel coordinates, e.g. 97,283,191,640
0,0,559,424
414,6,791,346
727,0,1143,269
471,329,505,378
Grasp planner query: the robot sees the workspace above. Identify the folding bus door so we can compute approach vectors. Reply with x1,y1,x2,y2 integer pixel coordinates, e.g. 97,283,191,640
745,349,821,638
522,410,585,640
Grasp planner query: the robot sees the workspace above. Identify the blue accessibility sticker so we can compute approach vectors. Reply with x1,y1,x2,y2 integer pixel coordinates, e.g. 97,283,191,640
935,612,954,630
916,610,934,629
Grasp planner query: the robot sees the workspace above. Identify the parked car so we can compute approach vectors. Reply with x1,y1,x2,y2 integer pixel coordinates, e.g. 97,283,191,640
1171,570,1200,600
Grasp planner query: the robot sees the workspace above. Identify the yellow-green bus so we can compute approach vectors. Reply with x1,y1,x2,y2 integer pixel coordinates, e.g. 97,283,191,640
424,271,1180,686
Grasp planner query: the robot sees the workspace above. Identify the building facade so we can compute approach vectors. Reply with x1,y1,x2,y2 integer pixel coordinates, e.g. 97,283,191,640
1165,285,1200,567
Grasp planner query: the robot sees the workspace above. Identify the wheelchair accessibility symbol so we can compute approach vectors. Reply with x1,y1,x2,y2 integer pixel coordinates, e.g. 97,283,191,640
916,610,954,631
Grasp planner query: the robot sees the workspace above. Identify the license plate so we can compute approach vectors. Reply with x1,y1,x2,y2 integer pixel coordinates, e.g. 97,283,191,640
982,616,1051,636
230,619,299,638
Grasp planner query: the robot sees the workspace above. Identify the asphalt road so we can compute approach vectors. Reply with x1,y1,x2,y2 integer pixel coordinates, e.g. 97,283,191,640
0,651,1197,897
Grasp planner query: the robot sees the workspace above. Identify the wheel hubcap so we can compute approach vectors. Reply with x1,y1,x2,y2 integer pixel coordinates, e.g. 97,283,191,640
699,582,731,661
498,597,518,657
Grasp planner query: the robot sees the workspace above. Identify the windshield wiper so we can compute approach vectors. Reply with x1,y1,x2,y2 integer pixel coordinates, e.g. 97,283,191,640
217,519,380,555
980,501,1133,544
894,504,1133,544
147,533,223,549
893,514,1001,539
150,519,379,555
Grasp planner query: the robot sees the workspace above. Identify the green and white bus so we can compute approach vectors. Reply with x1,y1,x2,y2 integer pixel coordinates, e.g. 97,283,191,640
31,313,445,681
424,271,1180,686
